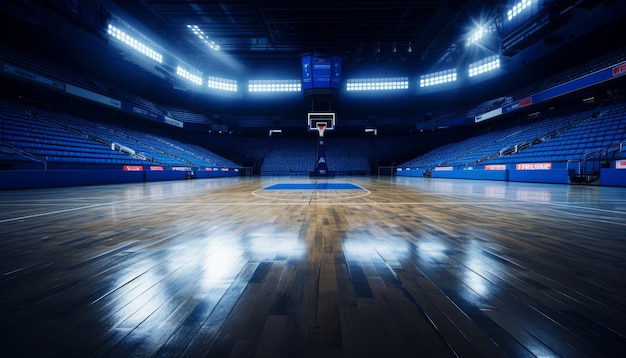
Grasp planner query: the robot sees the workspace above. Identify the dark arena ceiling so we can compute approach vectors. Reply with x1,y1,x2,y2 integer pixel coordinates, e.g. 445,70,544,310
111,0,497,66
1,0,626,135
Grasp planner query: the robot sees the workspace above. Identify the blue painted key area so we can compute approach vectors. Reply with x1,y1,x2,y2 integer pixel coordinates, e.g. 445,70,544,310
263,183,362,190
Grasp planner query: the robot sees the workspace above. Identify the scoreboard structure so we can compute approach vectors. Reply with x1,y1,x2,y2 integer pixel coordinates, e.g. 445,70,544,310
301,53,342,95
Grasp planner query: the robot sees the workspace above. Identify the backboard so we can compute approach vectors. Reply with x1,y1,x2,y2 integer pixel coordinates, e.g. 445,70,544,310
307,112,335,137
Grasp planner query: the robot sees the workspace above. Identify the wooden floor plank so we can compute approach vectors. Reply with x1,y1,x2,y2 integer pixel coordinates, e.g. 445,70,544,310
1,177,625,357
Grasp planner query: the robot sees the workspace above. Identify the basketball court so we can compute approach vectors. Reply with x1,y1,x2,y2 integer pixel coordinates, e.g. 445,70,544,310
1,176,625,357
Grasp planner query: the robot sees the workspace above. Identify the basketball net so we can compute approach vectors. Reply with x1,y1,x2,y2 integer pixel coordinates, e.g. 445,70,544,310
317,124,326,137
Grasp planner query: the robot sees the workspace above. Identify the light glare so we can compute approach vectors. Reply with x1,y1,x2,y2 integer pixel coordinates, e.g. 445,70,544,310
176,66,203,85
507,0,532,21
208,76,237,92
188,24,220,51
249,79,301,92
419,68,457,88
346,77,409,91
107,24,163,63
469,55,500,77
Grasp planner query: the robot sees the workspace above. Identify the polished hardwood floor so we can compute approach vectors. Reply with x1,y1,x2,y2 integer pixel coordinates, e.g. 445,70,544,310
1,176,625,357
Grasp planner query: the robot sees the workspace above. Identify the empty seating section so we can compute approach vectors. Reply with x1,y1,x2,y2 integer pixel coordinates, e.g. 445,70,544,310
261,139,317,175
483,106,626,165
55,112,237,168
116,90,166,116
0,102,239,168
145,137,239,168
446,112,591,166
324,138,371,175
160,105,211,123
259,138,372,175
401,104,626,169
0,104,143,165
402,130,515,168
426,48,626,128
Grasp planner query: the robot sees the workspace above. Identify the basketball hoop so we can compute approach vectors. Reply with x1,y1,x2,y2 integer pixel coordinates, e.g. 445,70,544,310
317,123,326,137
308,112,334,137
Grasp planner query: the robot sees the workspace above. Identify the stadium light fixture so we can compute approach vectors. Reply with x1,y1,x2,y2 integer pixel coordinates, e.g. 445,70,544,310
466,22,497,47
507,0,532,21
207,76,237,92
346,77,409,92
468,26,485,45
419,69,457,88
469,55,500,77
187,24,220,51
249,79,301,92
176,66,202,85
107,24,163,63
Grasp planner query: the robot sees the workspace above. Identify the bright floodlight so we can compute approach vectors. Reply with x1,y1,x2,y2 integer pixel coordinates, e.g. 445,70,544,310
107,24,162,63
187,24,220,51
468,26,485,46
466,22,497,47
346,77,409,91
419,69,457,88
249,79,301,92
507,0,532,21
469,55,500,77
207,76,237,92
176,66,202,85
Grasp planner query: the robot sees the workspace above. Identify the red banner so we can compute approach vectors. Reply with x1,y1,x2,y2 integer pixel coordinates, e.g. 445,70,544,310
519,98,532,107
516,163,552,170
485,165,506,170
613,64,626,77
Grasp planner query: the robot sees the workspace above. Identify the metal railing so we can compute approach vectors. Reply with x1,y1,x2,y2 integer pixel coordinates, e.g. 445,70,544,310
0,142,48,170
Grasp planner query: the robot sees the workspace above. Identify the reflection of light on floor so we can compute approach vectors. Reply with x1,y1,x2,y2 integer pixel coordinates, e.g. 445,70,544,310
516,189,551,202
464,258,489,296
462,240,492,298
342,239,378,260
110,267,169,330
428,181,456,192
484,186,506,199
417,241,447,261
107,240,247,339
342,238,410,263
201,243,243,287
248,231,305,260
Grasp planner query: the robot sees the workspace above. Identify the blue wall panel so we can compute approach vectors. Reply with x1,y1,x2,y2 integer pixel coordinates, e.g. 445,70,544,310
144,170,189,181
431,170,508,181
508,169,570,184
600,169,626,187
0,170,143,189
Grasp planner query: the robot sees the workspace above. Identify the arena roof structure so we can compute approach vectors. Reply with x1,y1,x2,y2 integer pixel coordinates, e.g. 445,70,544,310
1,0,626,135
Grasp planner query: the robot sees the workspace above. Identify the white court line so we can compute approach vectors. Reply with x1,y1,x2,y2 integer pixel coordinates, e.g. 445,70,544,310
0,203,110,224
0,183,225,224
2,180,624,223
40,199,625,213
